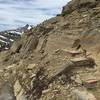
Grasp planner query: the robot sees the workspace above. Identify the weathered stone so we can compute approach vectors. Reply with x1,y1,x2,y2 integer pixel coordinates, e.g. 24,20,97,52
79,0,96,6
0,51,12,62
4,72,10,77
70,57,95,67
72,89,97,100
82,79,98,89
0,82,16,100
16,89,27,100
72,39,81,48
74,77,82,84
5,64,16,70
0,69,3,73
10,39,22,53
30,74,36,79
50,57,95,83
14,80,27,100
62,0,97,15
42,89,51,94
27,64,37,70
14,80,22,96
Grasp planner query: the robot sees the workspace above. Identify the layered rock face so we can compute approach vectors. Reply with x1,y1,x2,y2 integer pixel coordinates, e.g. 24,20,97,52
0,0,100,100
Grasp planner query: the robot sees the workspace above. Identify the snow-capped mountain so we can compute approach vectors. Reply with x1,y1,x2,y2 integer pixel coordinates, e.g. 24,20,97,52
0,24,32,51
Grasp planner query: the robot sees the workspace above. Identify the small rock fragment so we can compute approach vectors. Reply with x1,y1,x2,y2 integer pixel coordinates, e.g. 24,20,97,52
27,64,37,70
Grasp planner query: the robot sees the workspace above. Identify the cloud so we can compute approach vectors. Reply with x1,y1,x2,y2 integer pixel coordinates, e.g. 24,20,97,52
0,0,71,31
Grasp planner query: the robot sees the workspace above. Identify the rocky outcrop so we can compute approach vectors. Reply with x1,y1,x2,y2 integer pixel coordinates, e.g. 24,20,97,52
0,0,100,100
62,0,98,15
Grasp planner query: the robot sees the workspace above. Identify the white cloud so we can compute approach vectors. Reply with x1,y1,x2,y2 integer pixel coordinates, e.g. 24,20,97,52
0,0,71,31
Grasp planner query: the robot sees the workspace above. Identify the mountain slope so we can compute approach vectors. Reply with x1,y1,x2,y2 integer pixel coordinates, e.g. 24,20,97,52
0,0,100,100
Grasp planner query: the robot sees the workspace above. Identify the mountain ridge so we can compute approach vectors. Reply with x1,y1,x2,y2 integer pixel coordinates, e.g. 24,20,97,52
0,24,33,51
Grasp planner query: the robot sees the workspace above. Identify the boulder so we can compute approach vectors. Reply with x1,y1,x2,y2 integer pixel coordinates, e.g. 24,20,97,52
20,35,39,53
10,40,22,53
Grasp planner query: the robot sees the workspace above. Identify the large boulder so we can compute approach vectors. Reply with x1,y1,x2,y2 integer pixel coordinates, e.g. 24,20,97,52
20,35,39,53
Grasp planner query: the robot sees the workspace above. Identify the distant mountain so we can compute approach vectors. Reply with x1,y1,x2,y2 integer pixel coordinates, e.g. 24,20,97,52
0,24,32,51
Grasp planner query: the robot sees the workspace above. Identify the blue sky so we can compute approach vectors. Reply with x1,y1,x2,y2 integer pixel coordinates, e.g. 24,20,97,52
0,0,70,31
